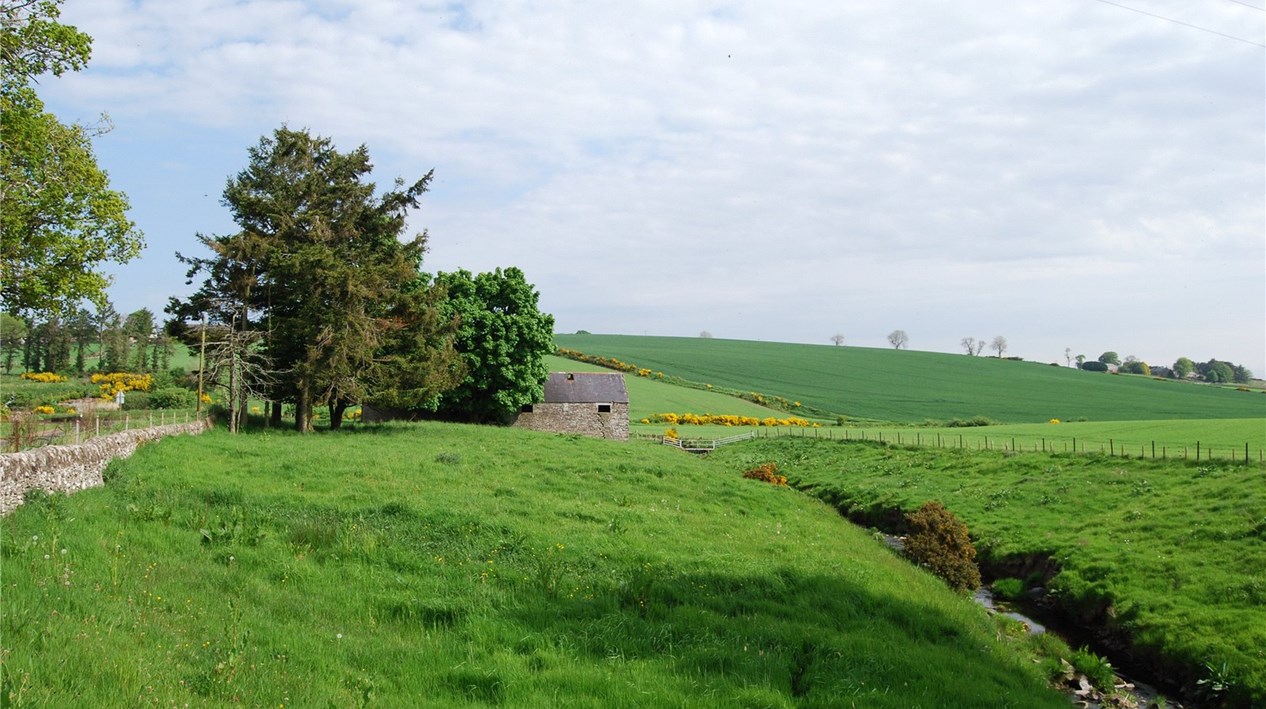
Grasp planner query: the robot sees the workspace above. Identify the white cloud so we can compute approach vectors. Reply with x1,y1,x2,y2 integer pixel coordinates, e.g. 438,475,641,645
41,0,1266,374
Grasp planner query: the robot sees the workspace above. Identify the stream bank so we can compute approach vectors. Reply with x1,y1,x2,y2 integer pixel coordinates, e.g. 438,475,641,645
845,504,1202,708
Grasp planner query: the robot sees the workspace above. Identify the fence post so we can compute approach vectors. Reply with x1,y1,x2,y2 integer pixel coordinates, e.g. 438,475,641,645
1152,441,1155,459
1196,441,1200,460
95,418,100,438
75,420,80,445
1110,439,1114,456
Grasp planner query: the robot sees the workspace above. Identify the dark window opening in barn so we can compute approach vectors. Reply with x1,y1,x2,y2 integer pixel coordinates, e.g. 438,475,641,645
597,404,612,413
521,404,534,413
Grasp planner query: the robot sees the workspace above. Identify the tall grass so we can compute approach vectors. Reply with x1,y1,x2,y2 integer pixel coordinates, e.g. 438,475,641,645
0,423,1069,707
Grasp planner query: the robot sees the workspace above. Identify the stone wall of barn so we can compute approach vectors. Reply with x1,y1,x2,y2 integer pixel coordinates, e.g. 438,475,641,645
513,402,629,440
0,420,210,516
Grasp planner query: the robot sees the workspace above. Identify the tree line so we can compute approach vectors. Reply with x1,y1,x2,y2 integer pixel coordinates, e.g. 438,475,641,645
0,306,172,375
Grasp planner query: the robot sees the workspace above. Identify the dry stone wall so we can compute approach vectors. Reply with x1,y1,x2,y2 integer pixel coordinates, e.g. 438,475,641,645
0,420,209,516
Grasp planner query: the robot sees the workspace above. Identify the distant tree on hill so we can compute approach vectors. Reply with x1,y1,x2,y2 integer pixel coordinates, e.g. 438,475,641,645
1198,360,1235,384
1064,348,1072,367
699,331,713,339
830,334,845,346
1098,351,1120,365
888,330,909,349
1120,356,1150,375
1232,364,1253,383
1172,357,1195,378
1075,354,1086,368
990,336,1007,358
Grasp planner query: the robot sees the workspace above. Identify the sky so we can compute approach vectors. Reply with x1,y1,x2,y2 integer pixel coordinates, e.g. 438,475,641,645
38,0,1266,375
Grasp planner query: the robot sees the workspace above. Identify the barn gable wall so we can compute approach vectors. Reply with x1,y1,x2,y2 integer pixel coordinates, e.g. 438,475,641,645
513,402,629,440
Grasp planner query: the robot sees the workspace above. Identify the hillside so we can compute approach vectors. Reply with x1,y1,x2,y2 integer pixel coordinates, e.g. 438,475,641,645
555,334,1266,424
0,424,1070,707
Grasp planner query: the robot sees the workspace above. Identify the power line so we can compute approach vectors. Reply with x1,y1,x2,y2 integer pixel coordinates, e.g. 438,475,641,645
1222,0,1264,12
1092,0,1266,47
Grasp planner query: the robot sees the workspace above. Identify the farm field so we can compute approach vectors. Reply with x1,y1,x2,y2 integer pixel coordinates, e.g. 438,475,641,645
0,424,1071,708
763,419,1265,464
710,438,1266,707
554,334,1266,424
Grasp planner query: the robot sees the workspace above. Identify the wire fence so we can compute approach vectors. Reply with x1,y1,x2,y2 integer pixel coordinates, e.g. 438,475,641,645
766,426,1265,465
638,426,1264,465
2,409,204,453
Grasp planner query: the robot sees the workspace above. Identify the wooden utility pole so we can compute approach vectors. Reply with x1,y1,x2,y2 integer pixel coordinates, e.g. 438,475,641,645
196,314,206,417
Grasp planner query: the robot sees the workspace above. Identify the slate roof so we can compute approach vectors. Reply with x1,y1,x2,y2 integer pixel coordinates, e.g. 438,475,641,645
542,372,629,404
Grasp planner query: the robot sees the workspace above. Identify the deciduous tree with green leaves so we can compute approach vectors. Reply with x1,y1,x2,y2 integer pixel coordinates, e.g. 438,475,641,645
1,0,142,318
431,267,555,424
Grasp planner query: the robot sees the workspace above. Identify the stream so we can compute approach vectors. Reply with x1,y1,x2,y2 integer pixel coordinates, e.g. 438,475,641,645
880,533,1189,709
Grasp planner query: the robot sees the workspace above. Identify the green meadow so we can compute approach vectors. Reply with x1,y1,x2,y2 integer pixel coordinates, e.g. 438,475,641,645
798,419,1266,464
710,438,1266,706
0,424,1072,708
554,334,1266,423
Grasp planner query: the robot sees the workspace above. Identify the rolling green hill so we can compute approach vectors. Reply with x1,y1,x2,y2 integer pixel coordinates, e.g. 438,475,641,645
555,335,1266,424
1,425,1069,707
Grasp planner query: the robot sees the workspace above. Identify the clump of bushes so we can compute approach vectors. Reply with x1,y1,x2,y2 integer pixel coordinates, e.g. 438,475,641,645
121,387,197,410
742,462,787,486
1080,361,1109,372
903,501,980,592
945,415,998,428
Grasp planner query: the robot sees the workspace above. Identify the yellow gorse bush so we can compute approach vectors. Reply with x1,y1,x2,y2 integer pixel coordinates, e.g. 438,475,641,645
648,413,812,427
33,405,56,415
20,372,66,383
91,372,153,399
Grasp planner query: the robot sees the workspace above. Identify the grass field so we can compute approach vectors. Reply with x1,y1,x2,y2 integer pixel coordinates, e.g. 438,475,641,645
0,424,1073,708
710,438,1266,707
763,419,1266,464
554,334,1266,424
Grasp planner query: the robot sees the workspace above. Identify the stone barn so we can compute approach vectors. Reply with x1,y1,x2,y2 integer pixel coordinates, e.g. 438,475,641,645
514,372,629,440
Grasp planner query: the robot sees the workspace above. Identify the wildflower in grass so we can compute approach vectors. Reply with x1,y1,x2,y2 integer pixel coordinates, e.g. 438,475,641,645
1049,418,1061,424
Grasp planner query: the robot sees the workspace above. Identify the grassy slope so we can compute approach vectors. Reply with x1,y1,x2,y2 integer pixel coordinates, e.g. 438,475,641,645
710,439,1266,706
1,424,1068,708
555,334,1266,424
